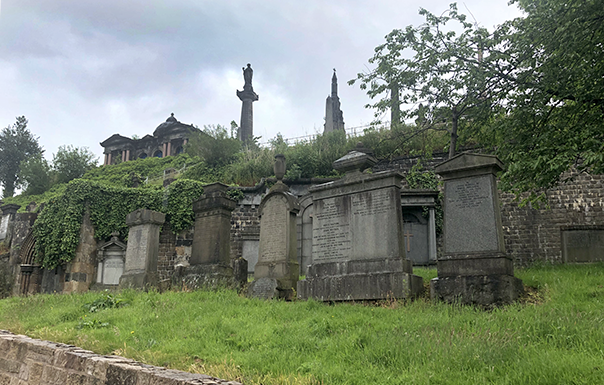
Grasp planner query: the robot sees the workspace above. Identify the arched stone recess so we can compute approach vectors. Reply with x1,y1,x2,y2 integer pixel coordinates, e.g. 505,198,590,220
18,231,43,296
296,194,313,276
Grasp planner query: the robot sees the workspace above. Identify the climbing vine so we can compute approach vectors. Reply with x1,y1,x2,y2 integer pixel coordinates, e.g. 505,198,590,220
33,179,206,269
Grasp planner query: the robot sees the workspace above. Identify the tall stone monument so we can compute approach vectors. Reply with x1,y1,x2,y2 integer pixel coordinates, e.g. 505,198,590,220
298,144,423,301
175,182,243,289
237,63,259,142
323,69,345,134
119,209,165,290
431,153,523,305
248,155,300,300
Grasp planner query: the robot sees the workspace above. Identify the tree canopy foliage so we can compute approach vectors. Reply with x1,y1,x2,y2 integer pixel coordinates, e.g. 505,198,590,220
490,0,604,197
0,117,43,198
352,0,604,196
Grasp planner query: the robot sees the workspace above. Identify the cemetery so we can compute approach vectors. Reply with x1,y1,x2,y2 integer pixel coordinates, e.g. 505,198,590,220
1,0,603,382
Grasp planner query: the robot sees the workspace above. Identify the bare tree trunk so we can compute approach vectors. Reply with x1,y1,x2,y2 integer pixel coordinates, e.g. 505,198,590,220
449,109,458,159
390,83,400,130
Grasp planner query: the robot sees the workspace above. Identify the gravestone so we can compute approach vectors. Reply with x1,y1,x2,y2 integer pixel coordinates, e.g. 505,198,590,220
119,209,165,290
248,155,300,299
562,225,604,263
175,183,245,289
401,190,439,265
298,145,423,301
95,232,127,288
431,153,523,305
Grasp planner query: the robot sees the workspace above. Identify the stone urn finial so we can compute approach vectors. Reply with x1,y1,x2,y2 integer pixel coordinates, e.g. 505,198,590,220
271,154,289,192
274,154,286,181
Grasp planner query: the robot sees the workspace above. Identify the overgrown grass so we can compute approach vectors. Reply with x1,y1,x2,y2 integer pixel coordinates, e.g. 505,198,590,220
1,264,603,384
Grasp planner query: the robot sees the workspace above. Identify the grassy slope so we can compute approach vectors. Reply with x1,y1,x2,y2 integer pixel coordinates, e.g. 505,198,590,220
0,265,603,385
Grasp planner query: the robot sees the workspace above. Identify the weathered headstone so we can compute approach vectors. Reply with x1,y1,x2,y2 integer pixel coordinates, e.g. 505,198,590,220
298,145,423,301
249,155,300,299
96,232,127,287
175,182,244,289
431,153,523,305
562,225,604,263
119,209,165,290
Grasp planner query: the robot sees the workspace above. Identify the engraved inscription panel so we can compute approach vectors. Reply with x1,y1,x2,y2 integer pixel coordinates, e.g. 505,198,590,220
444,175,499,253
562,230,604,263
259,195,289,263
103,256,125,285
313,187,402,263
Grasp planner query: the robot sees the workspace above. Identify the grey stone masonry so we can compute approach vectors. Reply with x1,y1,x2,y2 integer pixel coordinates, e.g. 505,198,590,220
119,209,165,290
298,145,423,301
0,330,242,385
237,63,258,142
249,155,300,299
431,153,523,305
174,183,244,289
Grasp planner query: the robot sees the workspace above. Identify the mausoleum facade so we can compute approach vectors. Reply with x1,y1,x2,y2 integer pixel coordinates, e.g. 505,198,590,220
99,113,200,165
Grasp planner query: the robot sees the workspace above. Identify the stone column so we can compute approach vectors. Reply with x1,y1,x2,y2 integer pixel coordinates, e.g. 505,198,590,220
236,64,259,142
249,155,300,300
103,154,108,165
431,153,523,305
107,153,112,165
162,143,167,158
175,183,242,289
118,209,165,290
166,142,172,157
428,207,437,263
126,149,130,162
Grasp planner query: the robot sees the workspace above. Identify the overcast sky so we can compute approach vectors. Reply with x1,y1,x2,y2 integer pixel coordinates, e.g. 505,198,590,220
0,0,522,162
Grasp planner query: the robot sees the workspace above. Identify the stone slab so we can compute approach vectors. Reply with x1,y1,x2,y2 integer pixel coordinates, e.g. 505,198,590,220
444,174,502,254
173,264,241,290
0,216,8,241
298,272,423,301
562,228,604,263
247,277,281,300
312,184,404,263
437,255,514,277
430,274,523,306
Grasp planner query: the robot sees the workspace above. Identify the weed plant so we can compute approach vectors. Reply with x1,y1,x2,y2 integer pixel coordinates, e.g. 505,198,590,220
1,264,603,384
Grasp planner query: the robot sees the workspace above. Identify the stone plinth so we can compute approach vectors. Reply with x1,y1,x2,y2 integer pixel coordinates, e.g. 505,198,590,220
175,183,241,289
0,204,20,242
248,169,300,299
119,209,165,290
431,153,523,305
298,148,423,301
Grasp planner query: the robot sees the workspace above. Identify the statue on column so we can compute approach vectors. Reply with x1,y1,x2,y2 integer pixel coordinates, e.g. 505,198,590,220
243,63,253,91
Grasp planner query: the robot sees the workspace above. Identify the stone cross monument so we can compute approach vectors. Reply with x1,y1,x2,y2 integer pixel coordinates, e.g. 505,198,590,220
431,152,523,305
237,63,259,142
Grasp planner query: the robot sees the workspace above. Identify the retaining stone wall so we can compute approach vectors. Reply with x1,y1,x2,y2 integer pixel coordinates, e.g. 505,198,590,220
0,330,242,385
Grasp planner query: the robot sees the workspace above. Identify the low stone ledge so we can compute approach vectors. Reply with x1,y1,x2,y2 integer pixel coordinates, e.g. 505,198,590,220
0,330,243,385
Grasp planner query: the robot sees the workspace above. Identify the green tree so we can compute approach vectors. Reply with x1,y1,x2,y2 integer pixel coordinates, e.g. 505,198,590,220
52,145,98,184
350,4,497,158
19,155,52,195
186,125,241,168
489,0,604,197
0,116,43,197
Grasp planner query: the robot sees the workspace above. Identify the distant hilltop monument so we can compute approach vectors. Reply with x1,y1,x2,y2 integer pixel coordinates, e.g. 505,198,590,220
323,69,345,134
100,113,199,165
237,63,259,142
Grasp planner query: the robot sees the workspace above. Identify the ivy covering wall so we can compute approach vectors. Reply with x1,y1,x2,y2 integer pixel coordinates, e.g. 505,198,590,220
32,179,205,268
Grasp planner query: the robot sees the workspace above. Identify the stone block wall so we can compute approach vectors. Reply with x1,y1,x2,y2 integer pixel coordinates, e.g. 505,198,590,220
500,172,604,266
230,203,260,261
0,330,242,385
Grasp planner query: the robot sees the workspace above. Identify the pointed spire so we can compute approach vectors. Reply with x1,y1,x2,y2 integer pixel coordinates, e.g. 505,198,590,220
331,68,338,97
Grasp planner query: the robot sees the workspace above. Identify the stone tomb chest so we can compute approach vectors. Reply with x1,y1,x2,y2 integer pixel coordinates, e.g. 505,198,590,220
298,148,423,301
96,232,127,287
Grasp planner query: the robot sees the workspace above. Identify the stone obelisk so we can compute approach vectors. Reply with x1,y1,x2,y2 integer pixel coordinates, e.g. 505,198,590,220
323,69,345,134
237,63,259,142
